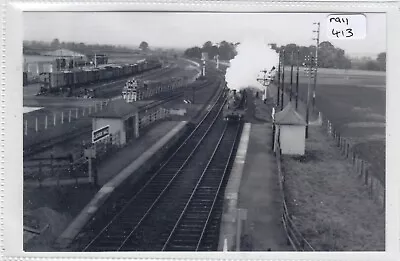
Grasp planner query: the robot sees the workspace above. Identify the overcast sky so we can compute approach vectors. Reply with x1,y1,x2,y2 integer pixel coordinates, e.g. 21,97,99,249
24,12,386,57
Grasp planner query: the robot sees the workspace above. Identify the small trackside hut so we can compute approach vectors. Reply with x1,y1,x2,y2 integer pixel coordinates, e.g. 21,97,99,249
90,99,139,146
273,103,306,155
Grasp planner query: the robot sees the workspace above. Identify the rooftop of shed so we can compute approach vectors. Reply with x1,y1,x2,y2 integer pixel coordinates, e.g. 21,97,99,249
274,102,307,125
91,98,138,119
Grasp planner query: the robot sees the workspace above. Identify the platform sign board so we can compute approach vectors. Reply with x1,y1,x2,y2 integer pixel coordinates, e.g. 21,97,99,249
92,125,110,143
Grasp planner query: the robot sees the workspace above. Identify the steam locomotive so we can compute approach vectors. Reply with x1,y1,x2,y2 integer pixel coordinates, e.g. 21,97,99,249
223,89,247,121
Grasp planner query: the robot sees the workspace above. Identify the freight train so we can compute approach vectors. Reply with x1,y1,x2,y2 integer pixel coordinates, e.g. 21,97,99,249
37,59,162,95
223,89,247,121
122,76,184,102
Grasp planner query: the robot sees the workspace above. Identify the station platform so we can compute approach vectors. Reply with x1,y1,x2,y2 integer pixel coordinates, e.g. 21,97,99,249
219,122,291,251
97,120,182,185
54,120,189,249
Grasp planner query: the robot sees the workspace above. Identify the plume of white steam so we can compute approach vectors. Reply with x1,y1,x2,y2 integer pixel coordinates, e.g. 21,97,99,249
225,38,279,91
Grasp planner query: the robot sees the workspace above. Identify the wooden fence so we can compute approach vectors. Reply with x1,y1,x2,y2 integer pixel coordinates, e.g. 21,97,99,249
23,155,89,187
24,101,108,137
321,115,385,209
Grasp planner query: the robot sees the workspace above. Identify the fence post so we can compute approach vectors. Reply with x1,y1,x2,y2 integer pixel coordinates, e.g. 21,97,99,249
82,108,85,116
370,178,374,199
100,102,103,111
53,113,56,126
69,110,72,123
355,156,359,173
50,154,54,178
76,108,78,119
35,117,38,132
365,169,369,186
61,111,64,124
327,120,330,134
341,139,345,155
44,115,48,130
24,120,28,136
95,103,97,113
346,143,350,158
360,160,364,178
38,161,42,188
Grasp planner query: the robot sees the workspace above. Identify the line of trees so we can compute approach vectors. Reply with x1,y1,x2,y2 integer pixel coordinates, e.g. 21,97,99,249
184,40,385,71
273,42,385,71
350,52,386,71
23,38,135,55
272,42,352,69
184,41,238,61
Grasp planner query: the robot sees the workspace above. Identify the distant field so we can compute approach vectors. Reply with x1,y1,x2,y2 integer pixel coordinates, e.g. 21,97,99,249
293,74,386,182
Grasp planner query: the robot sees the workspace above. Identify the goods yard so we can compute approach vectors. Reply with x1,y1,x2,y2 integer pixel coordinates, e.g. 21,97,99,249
24,56,385,252
36,59,162,97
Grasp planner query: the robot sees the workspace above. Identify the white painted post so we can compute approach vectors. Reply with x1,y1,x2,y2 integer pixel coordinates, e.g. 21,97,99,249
76,108,78,119
69,110,71,122
223,238,228,251
45,115,48,129
35,117,38,132
236,208,247,251
53,113,56,126
24,120,27,136
61,111,64,124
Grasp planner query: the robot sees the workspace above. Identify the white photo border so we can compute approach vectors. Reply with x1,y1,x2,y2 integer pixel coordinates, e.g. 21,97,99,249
2,0,399,260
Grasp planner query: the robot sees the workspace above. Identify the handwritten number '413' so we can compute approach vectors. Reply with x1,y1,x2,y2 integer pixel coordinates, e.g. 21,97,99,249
332,28,354,38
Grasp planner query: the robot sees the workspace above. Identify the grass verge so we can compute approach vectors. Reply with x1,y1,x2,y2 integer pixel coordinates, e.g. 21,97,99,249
282,125,384,251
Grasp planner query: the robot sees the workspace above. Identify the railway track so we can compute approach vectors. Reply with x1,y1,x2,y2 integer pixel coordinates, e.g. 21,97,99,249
72,88,237,252
162,121,242,251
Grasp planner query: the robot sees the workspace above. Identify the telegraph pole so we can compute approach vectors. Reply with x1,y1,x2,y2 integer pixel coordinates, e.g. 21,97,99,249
305,54,316,139
277,51,281,107
312,22,320,111
280,49,285,111
295,48,300,110
290,51,294,102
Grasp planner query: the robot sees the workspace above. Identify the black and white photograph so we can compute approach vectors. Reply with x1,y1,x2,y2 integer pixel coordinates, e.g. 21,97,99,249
20,11,386,252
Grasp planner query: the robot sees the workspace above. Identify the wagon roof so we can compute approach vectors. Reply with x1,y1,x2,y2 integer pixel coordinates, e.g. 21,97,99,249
274,102,306,125
91,99,138,119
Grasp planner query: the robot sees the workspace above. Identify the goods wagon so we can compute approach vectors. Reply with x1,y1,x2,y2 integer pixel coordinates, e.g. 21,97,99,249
37,59,162,95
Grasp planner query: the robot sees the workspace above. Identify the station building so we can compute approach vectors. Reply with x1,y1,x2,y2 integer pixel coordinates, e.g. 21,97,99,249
90,99,139,146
